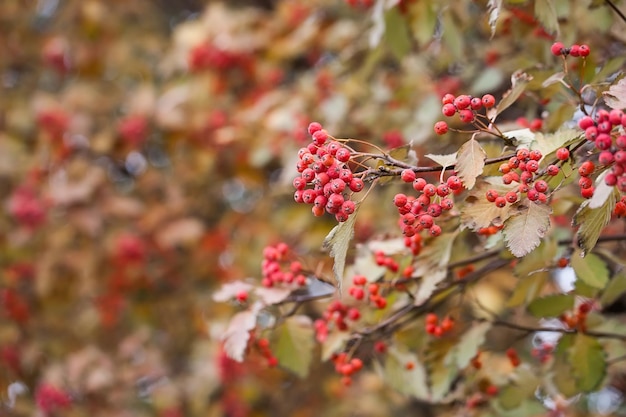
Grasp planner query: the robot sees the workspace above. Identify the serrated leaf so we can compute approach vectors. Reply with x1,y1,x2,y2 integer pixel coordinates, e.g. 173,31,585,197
503,201,552,258
461,178,517,230
603,77,626,110
573,187,619,255
414,268,447,306
600,270,626,307
384,7,411,60
222,302,262,362
497,366,541,410
454,322,492,369
487,0,503,38
455,138,486,190
505,128,535,148
488,71,533,122
530,129,580,161
425,152,457,169
412,232,458,304
534,0,559,36
323,205,359,289
569,334,606,392
213,280,254,302
382,347,429,399
273,315,314,378
589,171,614,209
571,249,609,289
527,294,574,317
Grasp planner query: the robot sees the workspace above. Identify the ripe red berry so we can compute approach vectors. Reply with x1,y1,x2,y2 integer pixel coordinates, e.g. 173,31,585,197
349,178,364,192
236,291,248,303
581,186,595,199
446,175,462,190
494,196,507,208
578,176,593,189
434,121,449,135
556,147,570,161
470,97,483,110
441,93,455,105
579,44,590,57
546,165,559,176
534,180,548,193
458,109,475,123
442,103,456,117
569,44,580,57
578,161,595,176
485,189,498,202
481,94,496,108
401,169,416,183
454,95,471,110
550,42,565,56
578,116,595,130
394,193,408,207
308,122,322,136
335,147,351,162
505,191,518,203
413,178,427,192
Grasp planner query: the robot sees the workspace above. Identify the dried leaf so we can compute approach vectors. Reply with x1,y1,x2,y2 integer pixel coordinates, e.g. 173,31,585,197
569,334,606,392
413,231,458,305
414,268,447,306
453,322,492,369
589,171,614,209
213,280,254,302
323,205,359,289
273,315,314,378
603,78,626,110
222,303,261,362
571,249,609,289
487,0,503,38
503,201,552,258
425,338,457,401
534,0,560,36
321,331,350,361
424,152,457,169
488,71,533,122
455,138,486,190
573,187,619,255
530,129,580,160
542,71,566,88
461,177,517,230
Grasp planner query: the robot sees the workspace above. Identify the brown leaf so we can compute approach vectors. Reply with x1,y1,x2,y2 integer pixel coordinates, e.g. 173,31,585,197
455,138,486,190
603,78,626,110
222,303,261,362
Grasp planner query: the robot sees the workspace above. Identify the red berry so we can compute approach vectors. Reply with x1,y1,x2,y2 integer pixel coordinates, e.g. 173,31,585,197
578,176,593,189
349,178,364,192
578,116,595,130
413,178,427,192
441,93,455,105
547,165,559,176
401,169,416,183
556,147,570,161
446,175,462,190
308,122,323,135
442,103,457,117
485,189,498,202
505,191,518,203
494,196,507,208
579,44,590,57
581,186,594,199
570,44,580,57
458,109,475,123
434,121,448,135
481,94,496,108
578,161,595,176
550,42,565,56
236,291,248,303
454,95,471,110
470,97,483,110
534,180,548,193
394,193,408,207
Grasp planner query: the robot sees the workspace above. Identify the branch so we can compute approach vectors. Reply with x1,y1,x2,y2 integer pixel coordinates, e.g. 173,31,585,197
490,319,626,341
605,0,626,24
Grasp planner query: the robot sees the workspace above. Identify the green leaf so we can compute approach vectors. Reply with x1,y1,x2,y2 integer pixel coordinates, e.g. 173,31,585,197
382,347,429,399
323,205,359,289
569,334,606,392
408,1,437,46
527,294,574,317
384,8,411,61
488,71,533,123
455,138,486,190
534,0,560,36
503,201,552,258
273,315,314,378
507,272,549,307
573,186,619,255
497,366,541,410
600,270,626,307
530,129,580,161
603,77,626,110
454,322,492,369
425,338,457,401
571,249,609,289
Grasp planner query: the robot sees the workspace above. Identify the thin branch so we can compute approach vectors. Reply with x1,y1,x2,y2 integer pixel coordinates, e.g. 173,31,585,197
490,319,626,341
605,0,626,23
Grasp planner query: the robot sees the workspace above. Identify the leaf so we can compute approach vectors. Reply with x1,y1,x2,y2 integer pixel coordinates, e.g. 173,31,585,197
507,272,549,307
321,331,350,361
530,129,580,161
323,205,359,289
455,138,486,190
382,347,429,399
414,268,447,306
541,71,565,88
505,128,535,148
534,0,559,36
254,287,291,305
409,0,438,46
527,294,574,317
424,152,457,169
573,187,619,255
497,366,541,410
454,322,492,369
461,177,517,230
369,0,386,49
600,270,626,307
213,280,254,302
273,315,314,378
603,77,626,110
571,249,609,289
222,303,261,362
425,338,457,401
568,334,606,392
589,171,614,209
488,71,533,122
383,7,411,60
412,231,458,305
503,201,552,258
487,0,503,37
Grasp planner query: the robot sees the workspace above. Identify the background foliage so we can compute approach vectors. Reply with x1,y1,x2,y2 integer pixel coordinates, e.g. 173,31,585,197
1,0,626,416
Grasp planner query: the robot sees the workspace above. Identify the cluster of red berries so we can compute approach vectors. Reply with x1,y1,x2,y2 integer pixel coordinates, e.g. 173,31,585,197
293,122,364,222
577,160,596,199
531,342,554,364
506,348,521,368
261,243,307,288
331,352,364,386
614,195,626,217
425,313,454,337
373,251,399,273
578,110,626,193
487,148,556,206
347,275,388,309
256,338,278,367
188,41,250,72
393,174,461,238
559,301,594,332
433,93,496,135
550,42,590,58
314,300,362,342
